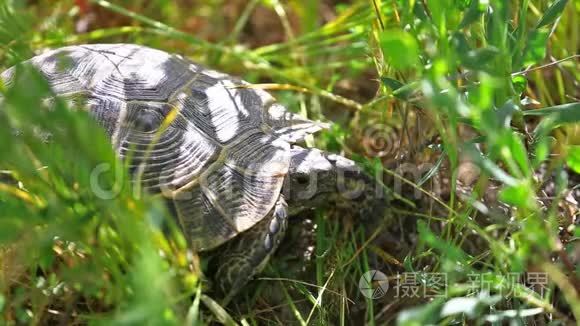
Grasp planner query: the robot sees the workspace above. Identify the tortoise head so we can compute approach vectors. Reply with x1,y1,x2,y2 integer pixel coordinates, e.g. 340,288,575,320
284,147,387,217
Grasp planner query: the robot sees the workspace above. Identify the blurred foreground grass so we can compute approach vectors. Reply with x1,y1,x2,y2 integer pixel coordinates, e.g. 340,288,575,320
1,0,579,324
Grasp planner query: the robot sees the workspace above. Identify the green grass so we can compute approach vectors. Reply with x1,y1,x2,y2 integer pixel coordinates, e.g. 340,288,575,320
1,0,579,324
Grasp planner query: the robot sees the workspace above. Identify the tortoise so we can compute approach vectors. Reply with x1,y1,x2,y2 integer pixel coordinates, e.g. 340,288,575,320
1,44,385,301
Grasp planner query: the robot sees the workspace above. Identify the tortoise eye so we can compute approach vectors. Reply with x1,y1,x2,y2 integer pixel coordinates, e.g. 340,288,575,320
295,174,310,185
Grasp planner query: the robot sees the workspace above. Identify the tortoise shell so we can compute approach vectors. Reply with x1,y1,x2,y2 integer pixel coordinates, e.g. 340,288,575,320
1,44,325,250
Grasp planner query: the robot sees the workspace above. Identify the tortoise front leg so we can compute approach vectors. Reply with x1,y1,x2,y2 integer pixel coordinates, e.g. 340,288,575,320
214,195,288,304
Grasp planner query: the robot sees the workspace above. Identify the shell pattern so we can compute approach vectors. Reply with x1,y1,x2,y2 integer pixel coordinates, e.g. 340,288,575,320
1,44,325,250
